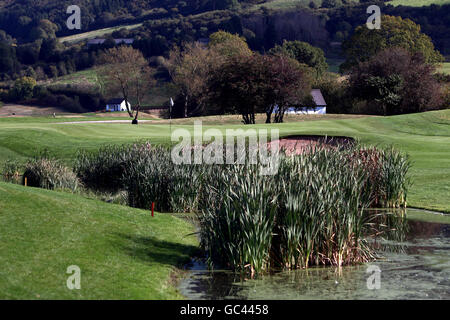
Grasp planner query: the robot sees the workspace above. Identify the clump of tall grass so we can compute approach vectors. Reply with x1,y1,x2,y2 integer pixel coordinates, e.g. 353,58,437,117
349,147,410,208
275,148,375,269
75,145,132,192
23,157,80,191
122,144,201,212
74,141,410,274
1,160,23,183
76,143,203,212
198,147,377,273
198,164,278,274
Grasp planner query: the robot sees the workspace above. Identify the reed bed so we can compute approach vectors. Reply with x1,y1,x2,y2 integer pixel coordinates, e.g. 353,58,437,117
74,141,410,274
1,160,23,184
22,157,80,191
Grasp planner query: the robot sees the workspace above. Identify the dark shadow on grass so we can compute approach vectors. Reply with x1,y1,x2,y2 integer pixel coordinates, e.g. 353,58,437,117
115,233,200,267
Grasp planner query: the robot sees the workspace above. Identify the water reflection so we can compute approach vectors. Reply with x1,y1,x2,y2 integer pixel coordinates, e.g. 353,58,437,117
179,209,450,300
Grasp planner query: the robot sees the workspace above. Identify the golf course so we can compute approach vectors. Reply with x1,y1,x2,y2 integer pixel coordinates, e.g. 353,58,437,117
1,110,449,211
0,109,449,299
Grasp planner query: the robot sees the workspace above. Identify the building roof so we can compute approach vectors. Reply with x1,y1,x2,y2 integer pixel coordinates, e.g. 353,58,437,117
107,98,126,104
311,89,327,106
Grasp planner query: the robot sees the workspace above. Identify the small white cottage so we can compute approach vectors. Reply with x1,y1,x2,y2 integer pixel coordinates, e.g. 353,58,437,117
106,98,131,112
280,89,327,115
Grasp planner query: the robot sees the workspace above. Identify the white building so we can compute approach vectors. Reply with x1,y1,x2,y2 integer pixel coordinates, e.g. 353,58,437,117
106,98,131,112
277,89,327,115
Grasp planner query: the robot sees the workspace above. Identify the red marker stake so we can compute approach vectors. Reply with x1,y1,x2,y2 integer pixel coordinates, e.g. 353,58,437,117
151,202,155,217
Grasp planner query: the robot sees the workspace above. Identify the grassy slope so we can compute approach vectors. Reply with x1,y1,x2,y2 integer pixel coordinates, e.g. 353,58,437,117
58,23,143,44
439,62,450,75
388,0,450,6
40,66,177,107
0,110,449,212
0,182,197,299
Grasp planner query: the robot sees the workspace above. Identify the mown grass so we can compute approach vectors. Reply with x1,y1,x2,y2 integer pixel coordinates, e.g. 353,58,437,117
0,110,449,212
387,0,450,6
0,181,197,299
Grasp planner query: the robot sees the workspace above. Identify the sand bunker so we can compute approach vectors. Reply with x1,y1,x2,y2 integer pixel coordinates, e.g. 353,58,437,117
269,135,355,155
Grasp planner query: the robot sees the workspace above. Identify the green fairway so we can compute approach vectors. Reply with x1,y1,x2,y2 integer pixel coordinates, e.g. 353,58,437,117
0,182,197,299
0,110,449,212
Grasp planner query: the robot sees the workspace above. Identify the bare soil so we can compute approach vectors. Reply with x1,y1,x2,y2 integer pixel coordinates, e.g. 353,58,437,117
0,104,72,117
269,135,355,155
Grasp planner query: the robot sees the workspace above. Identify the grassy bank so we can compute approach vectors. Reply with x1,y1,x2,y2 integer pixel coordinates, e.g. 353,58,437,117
0,182,197,299
0,110,449,212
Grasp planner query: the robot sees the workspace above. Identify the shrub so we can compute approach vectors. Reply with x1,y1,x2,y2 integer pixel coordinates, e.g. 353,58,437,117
23,158,80,191
75,145,131,192
1,160,23,183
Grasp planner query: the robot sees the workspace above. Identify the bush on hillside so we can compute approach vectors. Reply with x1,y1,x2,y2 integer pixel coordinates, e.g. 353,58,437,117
23,158,80,191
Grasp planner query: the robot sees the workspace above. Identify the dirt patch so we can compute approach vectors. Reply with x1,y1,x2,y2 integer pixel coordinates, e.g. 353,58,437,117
0,104,72,117
57,120,154,124
94,111,160,119
269,135,355,155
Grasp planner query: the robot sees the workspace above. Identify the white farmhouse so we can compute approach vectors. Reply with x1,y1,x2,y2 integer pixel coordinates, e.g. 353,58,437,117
279,89,327,115
106,98,131,112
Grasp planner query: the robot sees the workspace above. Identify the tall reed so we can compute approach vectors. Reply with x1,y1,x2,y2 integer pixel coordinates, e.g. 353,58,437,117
74,141,410,274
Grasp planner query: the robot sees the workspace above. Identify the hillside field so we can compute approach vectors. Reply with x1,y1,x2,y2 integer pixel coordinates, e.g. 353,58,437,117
388,0,450,6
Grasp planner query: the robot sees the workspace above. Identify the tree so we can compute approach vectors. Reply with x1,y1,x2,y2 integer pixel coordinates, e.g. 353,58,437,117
322,0,342,8
99,46,153,124
313,73,351,114
342,15,444,71
269,40,328,77
208,31,252,58
349,47,442,115
0,42,17,73
167,42,223,118
206,53,312,124
264,55,313,123
11,76,36,100
166,33,250,118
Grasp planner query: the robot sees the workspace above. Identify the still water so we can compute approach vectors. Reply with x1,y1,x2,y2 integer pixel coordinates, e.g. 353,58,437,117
179,210,450,300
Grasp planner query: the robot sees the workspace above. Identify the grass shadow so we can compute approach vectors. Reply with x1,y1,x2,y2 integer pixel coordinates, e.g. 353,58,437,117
116,233,199,268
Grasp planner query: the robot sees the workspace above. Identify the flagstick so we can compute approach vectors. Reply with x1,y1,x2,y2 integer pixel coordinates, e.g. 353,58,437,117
169,98,173,147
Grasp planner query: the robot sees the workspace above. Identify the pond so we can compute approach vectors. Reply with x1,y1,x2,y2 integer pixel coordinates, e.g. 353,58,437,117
179,209,450,300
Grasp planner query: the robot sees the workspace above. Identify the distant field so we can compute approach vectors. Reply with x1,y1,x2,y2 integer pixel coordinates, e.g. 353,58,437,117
439,62,450,74
59,23,143,44
388,0,450,6
326,57,345,74
40,66,176,107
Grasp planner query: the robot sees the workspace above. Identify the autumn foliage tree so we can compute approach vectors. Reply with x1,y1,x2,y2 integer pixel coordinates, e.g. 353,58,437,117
99,46,153,124
166,31,252,118
206,53,312,124
166,42,223,118
342,15,444,71
349,47,442,116
268,40,328,77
